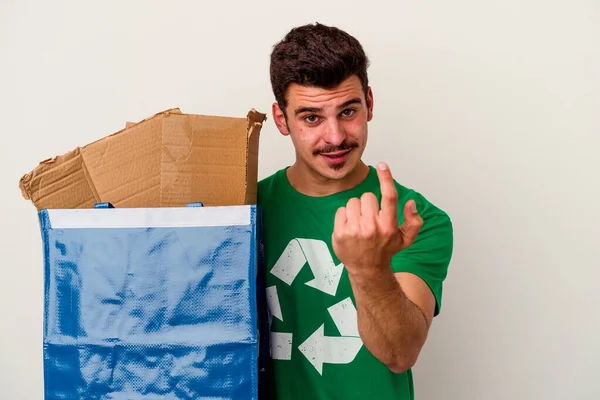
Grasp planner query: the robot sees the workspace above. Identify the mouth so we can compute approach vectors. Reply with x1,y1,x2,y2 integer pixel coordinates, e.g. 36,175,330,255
319,148,353,163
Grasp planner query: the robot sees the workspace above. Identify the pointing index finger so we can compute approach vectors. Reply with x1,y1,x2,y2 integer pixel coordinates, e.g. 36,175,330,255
376,162,398,224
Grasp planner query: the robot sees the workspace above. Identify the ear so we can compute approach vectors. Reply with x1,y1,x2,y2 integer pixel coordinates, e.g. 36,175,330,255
366,86,374,122
272,102,290,136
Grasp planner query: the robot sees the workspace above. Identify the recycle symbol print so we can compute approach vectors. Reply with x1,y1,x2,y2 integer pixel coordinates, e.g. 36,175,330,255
266,238,363,375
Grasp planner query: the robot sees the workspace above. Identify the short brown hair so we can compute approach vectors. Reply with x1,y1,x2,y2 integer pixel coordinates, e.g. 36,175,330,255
269,23,370,114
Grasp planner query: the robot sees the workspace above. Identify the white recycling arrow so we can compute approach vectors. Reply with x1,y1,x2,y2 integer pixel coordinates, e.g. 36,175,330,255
298,297,363,375
327,297,360,337
298,325,363,375
270,238,344,296
266,285,283,322
271,332,293,361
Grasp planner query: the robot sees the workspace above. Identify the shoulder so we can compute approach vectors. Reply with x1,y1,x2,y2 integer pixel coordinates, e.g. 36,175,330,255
393,180,453,243
394,181,450,222
257,168,285,206
372,170,453,259
365,165,451,222
365,166,453,244
257,171,277,193
387,180,454,316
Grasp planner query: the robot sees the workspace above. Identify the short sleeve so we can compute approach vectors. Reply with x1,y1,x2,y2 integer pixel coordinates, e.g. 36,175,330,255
390,192,454,317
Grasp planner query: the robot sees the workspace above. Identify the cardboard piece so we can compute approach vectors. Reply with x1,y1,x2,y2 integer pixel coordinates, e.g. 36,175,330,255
19,108,267,210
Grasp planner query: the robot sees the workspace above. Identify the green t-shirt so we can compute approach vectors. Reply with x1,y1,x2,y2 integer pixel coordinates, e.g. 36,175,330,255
257,165,453,400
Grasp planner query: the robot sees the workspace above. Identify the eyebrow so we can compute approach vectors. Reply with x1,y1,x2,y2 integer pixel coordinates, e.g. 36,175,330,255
293,97,363,116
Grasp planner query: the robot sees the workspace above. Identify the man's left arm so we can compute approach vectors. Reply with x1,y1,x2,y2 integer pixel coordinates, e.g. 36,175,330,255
347,267,436,373
332,162,451,373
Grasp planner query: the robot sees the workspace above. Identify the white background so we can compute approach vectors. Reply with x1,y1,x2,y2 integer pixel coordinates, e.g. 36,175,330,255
1,1,599,399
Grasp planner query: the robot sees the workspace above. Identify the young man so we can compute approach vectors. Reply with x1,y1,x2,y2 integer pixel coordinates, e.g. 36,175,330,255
257,23,454,399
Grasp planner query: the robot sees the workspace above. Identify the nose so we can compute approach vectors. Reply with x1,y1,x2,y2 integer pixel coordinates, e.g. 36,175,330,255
322,119,346,146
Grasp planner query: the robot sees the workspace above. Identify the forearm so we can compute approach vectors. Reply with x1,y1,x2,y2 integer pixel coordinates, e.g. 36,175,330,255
347,265,429,373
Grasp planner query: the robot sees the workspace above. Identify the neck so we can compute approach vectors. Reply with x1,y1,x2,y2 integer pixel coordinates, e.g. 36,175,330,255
286,161,370,197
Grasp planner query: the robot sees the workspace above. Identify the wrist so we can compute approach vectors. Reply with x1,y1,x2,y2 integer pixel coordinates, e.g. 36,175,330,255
346,261,395,285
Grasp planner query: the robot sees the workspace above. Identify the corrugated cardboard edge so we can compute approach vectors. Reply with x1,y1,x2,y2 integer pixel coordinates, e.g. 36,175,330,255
245,109,267,204
18,108,182,209
123,107,182,130
18,148,100,209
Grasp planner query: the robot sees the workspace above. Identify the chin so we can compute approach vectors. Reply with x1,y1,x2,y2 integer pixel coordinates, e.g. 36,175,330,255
316,158,358,180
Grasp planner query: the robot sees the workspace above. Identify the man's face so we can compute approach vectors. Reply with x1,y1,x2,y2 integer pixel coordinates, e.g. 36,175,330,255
272,75,373,182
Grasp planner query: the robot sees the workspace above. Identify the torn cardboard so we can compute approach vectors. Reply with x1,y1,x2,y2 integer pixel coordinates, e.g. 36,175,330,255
19,108,267,210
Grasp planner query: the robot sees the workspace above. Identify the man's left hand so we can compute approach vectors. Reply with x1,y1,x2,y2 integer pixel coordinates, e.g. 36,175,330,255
332,162,424,275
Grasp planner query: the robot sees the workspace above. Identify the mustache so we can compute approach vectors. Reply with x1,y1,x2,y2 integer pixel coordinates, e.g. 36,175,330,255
313,142,358,155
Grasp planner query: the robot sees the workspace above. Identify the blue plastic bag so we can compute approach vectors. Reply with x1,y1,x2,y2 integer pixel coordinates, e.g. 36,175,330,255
39,204,269,399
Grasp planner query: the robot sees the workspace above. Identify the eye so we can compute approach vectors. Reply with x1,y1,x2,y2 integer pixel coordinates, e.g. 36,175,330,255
304,114,319,124
341,109,356,117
